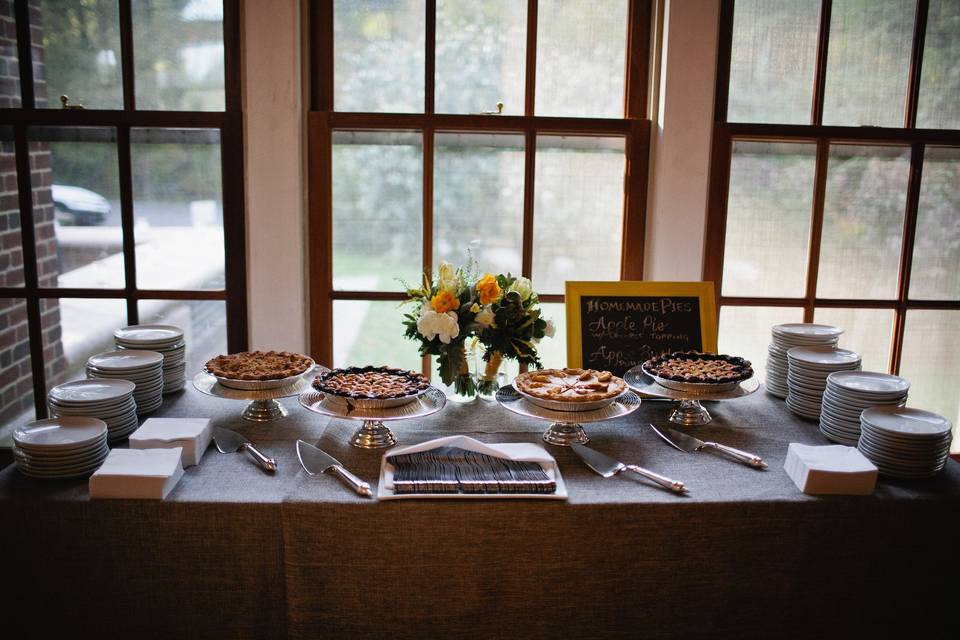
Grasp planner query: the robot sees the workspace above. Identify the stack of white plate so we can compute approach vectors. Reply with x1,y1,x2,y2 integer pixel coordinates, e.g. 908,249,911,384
86,350,164,415
858,406,953,479
114,324,186,394
766,323,843,398
12,417,109,479
819,371,910,445
785,346,861,419
48,379,139,443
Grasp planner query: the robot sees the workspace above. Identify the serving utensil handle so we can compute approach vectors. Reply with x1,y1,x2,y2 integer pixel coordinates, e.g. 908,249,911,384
705,442,767,469
624,465,688,494
242,442,278,473
331,465,373,497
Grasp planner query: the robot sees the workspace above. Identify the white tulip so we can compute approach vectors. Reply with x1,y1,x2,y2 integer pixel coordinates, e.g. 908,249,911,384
438,261,458,293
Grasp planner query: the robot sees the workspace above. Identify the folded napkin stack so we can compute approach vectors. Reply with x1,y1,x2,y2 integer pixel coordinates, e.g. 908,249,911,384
784,443,877,495
128,418,211,467
89,448,185,499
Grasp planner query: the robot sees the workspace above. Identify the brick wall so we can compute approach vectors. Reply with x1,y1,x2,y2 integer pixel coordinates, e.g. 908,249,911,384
0,0,65,426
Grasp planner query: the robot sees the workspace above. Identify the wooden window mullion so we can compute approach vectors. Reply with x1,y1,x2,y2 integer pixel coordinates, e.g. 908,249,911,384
803,139,830,323
890,142,925,374
118,0,136,111
811,0,833,125
904,0,930,129
117,126,139,324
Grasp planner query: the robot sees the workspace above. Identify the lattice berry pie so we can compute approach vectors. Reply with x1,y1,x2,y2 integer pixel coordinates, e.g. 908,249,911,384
514,368,626,403
313,366,430,400
205,351,313,380
642,351,753,384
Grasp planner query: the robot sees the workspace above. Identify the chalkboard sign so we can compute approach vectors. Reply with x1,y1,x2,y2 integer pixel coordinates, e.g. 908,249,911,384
565,282,718,376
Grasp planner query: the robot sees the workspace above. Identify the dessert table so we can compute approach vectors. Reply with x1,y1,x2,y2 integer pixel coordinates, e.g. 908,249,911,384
2,387,958,639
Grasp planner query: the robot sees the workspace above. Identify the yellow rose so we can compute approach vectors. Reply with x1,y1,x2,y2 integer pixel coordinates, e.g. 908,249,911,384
476,274,502,306
430,290,460,314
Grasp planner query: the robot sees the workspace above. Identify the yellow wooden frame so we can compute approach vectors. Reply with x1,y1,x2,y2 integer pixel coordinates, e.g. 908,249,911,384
564,281,718,367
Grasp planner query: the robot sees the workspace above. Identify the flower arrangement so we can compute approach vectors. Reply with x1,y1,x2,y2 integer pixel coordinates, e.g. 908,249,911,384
402,261,554,397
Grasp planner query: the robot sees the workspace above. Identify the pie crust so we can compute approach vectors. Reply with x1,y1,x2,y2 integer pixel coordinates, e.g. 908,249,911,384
642,351,753,384
514,368,626,402
205,351,313,381
313,366,430,400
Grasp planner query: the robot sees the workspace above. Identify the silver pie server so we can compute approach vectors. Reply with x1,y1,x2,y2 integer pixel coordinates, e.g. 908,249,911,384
211,426,278,473
648,423,767,469
296,440,372,497
571,443,688,494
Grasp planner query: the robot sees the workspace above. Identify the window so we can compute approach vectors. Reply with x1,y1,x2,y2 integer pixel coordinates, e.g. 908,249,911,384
706,0,960,444
309,0,652,374
0,0,246,439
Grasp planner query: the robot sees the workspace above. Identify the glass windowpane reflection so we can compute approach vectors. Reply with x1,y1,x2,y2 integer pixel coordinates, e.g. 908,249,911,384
433,133,524,275
332,130,423,292
132,128,225,290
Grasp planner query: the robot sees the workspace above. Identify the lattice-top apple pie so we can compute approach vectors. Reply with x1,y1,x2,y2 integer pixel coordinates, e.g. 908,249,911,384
514,368,627,403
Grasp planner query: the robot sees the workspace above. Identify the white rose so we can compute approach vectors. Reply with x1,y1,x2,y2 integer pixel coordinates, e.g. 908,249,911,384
417,309,461,344
475,306,495,329
508,276,533,301
438,261,458,293
544,319,556,338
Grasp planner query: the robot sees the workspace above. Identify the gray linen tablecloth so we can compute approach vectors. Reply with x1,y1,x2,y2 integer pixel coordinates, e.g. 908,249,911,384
2,386,958,639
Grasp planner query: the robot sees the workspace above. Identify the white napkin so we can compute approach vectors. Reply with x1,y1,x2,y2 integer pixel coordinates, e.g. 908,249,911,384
128,418,211,467
89,448,185,499
784,443,878,495
378,435,567,500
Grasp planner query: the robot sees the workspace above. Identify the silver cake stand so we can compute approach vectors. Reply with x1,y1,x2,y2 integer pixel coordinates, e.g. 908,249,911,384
495,385,642,446
192,367,322,422
623,366,760,426
298,387,447,449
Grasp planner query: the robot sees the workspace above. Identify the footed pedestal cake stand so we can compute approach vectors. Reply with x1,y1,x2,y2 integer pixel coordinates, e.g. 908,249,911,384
495,385,642,446
624,366,759,426
192,367,321,422
298,387,447,449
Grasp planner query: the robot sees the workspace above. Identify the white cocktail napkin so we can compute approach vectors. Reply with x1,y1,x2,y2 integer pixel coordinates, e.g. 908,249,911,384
378,435,567,500
784,443,877,495
128,418,211,467
89,448,185,499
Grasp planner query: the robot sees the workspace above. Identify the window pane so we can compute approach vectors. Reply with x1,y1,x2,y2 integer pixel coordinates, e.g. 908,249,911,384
433,133,524,275
333,131,422,292
817,144,910,300
718,305,805,382
536,301,567,369
532,136,624,294
132,0,225,111
29,127,123,289
899,310,960,453
334,0,425,113
435,0,526,115
0,2,21,108
139,299,226,376
132,128,224,290
535,0,627,118
333,300,421,371
34,0,123,109
722,141,815,297
0,129,24,287
910,147,959,300
41,297,127,396
822,0,915,127
813,307,894,372
0,298,35,443
728,0,820,124
917,0,960,129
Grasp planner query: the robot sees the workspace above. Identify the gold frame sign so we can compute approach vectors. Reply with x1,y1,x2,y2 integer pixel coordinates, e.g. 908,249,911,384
565,281,718,375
